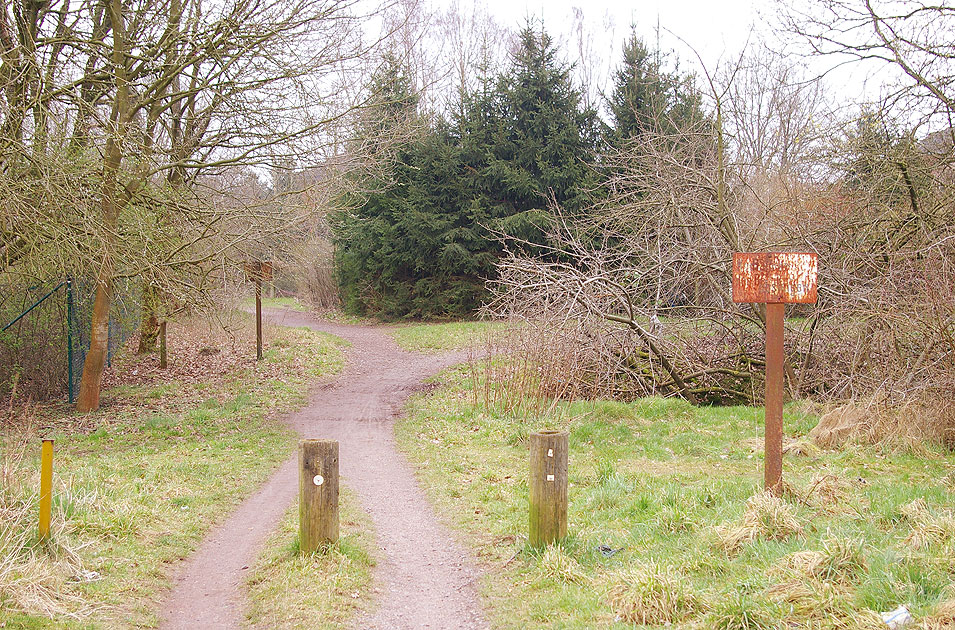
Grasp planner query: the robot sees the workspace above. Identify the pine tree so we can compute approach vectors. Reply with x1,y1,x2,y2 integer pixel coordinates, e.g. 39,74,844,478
489,23,599,220
333,22,600,319
608,29,704,143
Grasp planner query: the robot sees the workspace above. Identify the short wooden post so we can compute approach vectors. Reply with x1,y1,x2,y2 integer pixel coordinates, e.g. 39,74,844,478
39,439,53,542
299,439,339,552
529,430,568,548
255,278,263,361
158,321,167,369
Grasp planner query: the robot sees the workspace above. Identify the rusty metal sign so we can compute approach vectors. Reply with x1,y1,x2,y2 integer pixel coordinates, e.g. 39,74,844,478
244,261,273,282
732,253,818,304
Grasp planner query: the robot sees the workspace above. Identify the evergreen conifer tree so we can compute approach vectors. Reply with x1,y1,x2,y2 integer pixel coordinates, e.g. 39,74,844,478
608,29,705,143
333,21,600,319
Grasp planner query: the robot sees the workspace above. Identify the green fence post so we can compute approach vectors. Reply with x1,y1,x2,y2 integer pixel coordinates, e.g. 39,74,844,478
66,278,74,404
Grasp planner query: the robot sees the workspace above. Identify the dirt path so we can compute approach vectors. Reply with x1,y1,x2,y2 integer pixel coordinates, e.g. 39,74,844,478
159,310,487,630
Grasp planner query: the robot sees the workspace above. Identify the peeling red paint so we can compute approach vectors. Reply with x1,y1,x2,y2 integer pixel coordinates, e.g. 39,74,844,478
732,253,818,304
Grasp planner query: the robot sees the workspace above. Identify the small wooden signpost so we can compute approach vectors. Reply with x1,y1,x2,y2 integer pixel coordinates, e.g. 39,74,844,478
732,253,818,493
244,261,273,361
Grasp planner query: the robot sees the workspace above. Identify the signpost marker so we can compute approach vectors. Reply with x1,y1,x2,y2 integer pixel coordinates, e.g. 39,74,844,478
732,252,818,494
244,261,273,361
39,439,53,542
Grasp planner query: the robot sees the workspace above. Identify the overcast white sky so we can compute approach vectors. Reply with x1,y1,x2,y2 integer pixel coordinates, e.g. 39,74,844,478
447,0,905,121
482,0,772,67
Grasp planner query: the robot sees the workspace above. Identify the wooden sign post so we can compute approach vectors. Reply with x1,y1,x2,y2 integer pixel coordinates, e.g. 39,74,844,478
732,253,818,494
244,261,273,361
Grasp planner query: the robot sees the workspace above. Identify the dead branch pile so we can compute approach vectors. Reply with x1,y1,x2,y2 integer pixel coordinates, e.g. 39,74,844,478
488,111,955,431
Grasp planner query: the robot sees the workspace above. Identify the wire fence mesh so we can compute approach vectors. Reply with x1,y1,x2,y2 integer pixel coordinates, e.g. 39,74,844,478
0,278,141,402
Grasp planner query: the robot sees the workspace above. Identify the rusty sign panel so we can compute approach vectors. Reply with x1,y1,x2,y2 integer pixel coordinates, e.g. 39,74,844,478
244,261,274,281
732,252,818,304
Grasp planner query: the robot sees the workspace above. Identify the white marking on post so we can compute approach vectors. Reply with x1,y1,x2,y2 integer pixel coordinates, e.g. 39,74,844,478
313,475,324,486
546,474,555,482
547,449,553,457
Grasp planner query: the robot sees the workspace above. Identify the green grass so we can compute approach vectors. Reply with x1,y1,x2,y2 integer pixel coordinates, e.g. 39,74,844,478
1,322,346,628
245,486,375,629
242,295,309,312
261,296,309,311
395,364,955,629
389,320,509,353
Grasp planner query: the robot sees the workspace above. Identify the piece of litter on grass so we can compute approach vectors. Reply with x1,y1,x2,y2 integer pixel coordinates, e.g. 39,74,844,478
597,544,624,558
70,570,102,583
881,605,913,629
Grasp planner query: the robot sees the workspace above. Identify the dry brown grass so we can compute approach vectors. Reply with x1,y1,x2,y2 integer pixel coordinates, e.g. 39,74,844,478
771,538,867,585
810,398,955,450
605,561,702,625
899,499,955,550
1,404,93,620
765,578,883,630
714,492,803,553
925,599,955,630
738,437,821,458
787,474,864,515
468,322,578,418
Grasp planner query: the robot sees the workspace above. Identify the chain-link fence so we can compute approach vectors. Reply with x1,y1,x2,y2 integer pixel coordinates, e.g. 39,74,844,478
0,278,141,403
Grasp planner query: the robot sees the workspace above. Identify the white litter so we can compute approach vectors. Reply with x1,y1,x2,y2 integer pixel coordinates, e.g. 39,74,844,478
70,569,102,583
881,605,913,629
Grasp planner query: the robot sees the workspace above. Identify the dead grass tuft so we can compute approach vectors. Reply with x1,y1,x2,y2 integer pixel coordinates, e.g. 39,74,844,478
771,538,867,584
605,561,701,625
715,492,803,553
782,439,821,457
766,578,882,630
738,437,821,458
1,405,92,620
899,499,955,550
810,398,955,450
535,544,589,585
925,599,955,630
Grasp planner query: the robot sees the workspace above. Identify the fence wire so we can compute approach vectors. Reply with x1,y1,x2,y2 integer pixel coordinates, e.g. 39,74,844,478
0,278,141,402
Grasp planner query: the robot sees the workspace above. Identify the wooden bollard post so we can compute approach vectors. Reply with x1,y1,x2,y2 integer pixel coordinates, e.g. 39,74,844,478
39,439,53,542
255,277,263,361
529,430,568,548
158,321,167,369
299,439,339,552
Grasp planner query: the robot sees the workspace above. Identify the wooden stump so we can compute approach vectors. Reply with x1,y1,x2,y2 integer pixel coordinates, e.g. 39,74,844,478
529,430,568,547
299,439,339,552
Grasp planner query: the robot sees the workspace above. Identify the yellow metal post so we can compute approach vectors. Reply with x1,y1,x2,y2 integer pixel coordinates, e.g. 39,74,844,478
39,439,53,542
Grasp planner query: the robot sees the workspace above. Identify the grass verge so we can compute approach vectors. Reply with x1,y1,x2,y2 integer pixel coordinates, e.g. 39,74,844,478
395,363,955,629
242,296,309,312
245,486,375,629
389,321,509,353
1,312,345,628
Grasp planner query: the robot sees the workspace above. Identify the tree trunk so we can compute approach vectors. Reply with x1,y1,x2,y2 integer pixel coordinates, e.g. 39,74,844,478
75,0,128,413
76,273,113,412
